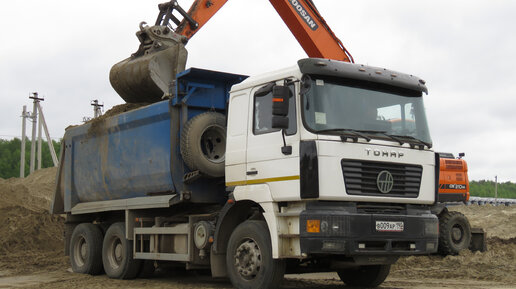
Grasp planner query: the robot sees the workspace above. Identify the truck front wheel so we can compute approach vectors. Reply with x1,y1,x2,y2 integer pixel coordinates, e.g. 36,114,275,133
102,222,141,279
70,223,103,275
226,220,285,289
337,264,391,288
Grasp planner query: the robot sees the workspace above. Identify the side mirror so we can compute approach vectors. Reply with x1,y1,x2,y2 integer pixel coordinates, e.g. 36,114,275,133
271,85,290,129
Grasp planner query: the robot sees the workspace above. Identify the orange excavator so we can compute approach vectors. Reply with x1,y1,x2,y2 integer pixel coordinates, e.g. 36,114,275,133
109,0,353,103
435,152,486,255
438,152,470,203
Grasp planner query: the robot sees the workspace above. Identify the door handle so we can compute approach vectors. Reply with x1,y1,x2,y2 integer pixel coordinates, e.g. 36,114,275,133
246,170,258,176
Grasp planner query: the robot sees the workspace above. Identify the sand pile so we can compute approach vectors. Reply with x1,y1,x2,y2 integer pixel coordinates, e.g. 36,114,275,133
393,237,516,282
1,169,515,283
0,167,57,212
0,167,64,258
393,204,516,283
85,103,150,136
451,204,516,239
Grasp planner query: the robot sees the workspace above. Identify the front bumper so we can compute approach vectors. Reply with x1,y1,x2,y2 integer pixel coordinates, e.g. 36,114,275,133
299,204,438,256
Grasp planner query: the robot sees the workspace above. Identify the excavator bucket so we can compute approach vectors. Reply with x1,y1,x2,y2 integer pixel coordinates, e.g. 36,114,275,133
110,24,188,103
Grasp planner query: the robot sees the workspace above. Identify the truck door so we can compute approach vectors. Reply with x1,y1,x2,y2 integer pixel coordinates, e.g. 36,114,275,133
245,82,300,201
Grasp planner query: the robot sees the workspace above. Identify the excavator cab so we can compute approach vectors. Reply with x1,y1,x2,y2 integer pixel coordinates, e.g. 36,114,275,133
110,1,196,103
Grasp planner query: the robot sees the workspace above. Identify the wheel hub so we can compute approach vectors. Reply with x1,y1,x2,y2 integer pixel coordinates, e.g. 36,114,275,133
107,238,123,269
115,243,123,262
452,226,463,243
74,237,87,267
234,239,262,279
80,241,88,259
200,125,225,164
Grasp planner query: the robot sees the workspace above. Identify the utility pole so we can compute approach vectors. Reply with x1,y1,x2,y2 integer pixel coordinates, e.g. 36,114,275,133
494,175,498,204
91,100,104,118
26,92,58,175
20,105,29,178
37,102,59,167
29,92,43,174
37,110,43,170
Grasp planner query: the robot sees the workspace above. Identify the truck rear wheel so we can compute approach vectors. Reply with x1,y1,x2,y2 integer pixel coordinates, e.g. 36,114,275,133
102,222,142,279
181,112,226,177
439,210,472,255
337,264,390,288
226,220,285,289
70,223,104,275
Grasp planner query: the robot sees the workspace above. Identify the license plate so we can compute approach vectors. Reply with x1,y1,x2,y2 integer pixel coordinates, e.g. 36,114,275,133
375,221,404,232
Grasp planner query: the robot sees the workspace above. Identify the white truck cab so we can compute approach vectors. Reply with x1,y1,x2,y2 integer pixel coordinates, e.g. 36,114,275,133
224,58,438,261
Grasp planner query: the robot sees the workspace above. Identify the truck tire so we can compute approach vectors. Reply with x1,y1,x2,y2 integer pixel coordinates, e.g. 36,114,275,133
226,220,285,289
181,112,226,177
70,223,104,275
102,222,142,279
438,210,472,255
337,264,391,288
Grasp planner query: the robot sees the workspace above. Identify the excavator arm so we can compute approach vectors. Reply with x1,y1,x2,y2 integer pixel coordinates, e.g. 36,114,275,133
110,0,353,103
173,0,353,62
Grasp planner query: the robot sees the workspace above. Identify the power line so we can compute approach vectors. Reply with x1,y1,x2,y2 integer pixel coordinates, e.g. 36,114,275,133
0,134,61,140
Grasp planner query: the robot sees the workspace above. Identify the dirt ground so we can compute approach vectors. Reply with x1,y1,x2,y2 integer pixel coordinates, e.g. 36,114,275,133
1,168,515,288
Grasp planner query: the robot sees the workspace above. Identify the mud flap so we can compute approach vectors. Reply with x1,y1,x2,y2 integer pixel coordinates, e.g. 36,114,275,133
110,24,188,103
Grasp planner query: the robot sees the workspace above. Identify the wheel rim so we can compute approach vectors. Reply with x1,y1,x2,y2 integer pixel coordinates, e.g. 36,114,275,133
233,238,262,280
107,237,123,269
73,236,88,267
451,225,464,244
200,125,225,164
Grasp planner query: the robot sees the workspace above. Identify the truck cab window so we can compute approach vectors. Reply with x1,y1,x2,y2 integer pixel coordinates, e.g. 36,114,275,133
253,85,296,135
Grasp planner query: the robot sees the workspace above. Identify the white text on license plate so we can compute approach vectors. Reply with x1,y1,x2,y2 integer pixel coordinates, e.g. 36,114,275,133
375,221,404,232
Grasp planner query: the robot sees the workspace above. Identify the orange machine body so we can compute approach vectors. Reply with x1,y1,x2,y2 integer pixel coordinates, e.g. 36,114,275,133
175,0,353,62
438,154,470,203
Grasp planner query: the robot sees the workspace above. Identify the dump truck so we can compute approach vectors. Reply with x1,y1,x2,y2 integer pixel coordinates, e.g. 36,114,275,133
52,1,441,288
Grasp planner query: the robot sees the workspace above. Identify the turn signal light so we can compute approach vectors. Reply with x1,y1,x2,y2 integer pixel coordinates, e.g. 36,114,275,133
307,219,321,233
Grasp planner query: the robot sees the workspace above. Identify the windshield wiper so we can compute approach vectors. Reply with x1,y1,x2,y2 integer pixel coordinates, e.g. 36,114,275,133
376,133,405,145
351,130,407,146
317,128,371,142
386,134,432,149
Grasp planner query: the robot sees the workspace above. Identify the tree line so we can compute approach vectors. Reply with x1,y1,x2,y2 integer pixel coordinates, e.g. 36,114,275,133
469,180,516,199
0,138,61,179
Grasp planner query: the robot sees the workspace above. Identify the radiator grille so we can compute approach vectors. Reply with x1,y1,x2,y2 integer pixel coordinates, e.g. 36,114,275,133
341,159,422,198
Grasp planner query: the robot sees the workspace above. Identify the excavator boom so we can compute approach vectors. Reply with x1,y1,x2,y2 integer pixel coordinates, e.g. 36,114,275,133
175,0,353,62
268,0,353,62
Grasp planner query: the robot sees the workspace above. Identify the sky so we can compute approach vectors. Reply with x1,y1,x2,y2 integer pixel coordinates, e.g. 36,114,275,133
1,0,515,182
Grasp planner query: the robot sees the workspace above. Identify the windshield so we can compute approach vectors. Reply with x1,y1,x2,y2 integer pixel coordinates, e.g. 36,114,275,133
302,76,432,145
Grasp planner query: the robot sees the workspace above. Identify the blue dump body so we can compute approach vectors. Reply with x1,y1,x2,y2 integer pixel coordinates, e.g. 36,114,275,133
55,68,247,213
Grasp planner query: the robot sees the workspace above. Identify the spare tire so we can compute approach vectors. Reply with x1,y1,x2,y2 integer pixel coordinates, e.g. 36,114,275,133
181,112,226,177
